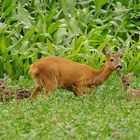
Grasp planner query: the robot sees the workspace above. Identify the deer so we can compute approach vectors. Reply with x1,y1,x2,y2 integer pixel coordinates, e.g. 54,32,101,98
29,45,124,99
119,73,140,101
0,77,31,101
0,77,15,101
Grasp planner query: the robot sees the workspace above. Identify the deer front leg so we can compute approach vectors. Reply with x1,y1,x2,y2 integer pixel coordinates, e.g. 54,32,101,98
75,87,84,96
75,78,94,96
74,82,84,96
84,87,94,95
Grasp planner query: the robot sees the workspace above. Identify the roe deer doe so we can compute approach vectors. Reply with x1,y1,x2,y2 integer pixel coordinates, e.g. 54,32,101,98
119,73,140,101
29,45,124,99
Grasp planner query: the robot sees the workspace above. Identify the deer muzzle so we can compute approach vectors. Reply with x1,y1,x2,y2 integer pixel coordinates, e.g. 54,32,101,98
116,65,122,70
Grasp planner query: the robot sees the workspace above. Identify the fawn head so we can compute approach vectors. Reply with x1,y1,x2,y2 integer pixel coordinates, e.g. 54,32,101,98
104,45,125,70
119,73,133,89
0,77,9,90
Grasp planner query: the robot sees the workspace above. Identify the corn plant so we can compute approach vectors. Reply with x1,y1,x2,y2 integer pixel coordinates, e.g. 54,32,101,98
0,0,139,79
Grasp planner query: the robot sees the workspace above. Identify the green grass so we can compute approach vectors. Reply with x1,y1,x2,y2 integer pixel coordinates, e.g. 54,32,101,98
0,0,140,78
0,1,139,139
0,74,140,140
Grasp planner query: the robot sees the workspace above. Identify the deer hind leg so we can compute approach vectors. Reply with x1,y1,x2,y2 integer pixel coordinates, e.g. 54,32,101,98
30,78,41,99
39,73,58,96
42,80,57,96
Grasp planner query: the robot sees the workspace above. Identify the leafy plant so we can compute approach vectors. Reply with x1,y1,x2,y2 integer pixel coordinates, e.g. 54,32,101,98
0,0,139,79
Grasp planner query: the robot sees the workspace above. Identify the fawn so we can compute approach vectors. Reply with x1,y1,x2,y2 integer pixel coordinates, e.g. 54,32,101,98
29,45,124,99
119,73,140,101
0,78,31,101
0,78,14,101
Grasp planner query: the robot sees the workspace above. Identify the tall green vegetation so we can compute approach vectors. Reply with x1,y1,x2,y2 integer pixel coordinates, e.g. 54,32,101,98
0,0,140,79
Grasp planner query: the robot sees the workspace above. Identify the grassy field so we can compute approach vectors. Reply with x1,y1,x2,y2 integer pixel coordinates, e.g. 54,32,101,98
0,74,140,140
0,0,140,140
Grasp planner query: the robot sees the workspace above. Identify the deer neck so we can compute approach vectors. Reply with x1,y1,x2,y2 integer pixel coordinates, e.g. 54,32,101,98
92,62,114,86
122,86,128,92
127,86,133,94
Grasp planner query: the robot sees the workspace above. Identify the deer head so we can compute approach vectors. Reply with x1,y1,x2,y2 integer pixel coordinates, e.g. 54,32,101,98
104,45,125,71
119,73,133,90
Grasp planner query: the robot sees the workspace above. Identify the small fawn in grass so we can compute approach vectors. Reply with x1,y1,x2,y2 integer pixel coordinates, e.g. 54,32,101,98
119,73,140,101
0,77,31,101
29,45,124,99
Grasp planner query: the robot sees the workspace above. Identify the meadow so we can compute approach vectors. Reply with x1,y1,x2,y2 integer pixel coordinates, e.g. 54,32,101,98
0,0,140,140
1,74,140,140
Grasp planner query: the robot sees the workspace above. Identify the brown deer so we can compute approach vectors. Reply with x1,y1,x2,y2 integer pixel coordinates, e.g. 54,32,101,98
119,73,140,101
29,45,124,99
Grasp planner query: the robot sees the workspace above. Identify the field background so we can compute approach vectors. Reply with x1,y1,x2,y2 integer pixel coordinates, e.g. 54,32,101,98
0,0,140,140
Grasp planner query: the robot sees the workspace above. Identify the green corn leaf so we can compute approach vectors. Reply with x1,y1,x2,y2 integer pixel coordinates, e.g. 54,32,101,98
94,0,109,17
47,39,55,55
5,61,12,76
48,21,60,34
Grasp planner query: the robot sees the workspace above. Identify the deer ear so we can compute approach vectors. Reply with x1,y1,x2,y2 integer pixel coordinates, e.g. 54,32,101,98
127,73,133,79
117,48,125,58
118,73,124,78
104,44,110,57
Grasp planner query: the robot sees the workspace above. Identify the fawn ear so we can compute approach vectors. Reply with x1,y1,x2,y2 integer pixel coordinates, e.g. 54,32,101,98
118,73,124,78
104,44,110,57
0,76,9,86
117,48,125,58
127,73,133,79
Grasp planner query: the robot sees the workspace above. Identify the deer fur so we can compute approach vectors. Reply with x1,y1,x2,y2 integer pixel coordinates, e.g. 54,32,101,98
29,45,124,99
119,73,140,101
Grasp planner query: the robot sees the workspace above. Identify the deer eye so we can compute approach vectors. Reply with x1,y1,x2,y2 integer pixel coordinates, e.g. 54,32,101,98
123,80,126,83
110,58,114,62
120,55,123,58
